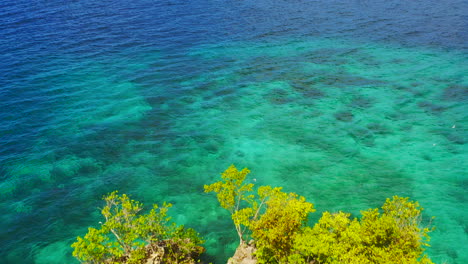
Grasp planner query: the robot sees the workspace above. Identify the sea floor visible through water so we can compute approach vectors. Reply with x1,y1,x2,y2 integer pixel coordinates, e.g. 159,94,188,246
0,37,467,263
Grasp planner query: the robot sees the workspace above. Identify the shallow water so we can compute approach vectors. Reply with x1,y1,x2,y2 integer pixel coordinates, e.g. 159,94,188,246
0,0,467,263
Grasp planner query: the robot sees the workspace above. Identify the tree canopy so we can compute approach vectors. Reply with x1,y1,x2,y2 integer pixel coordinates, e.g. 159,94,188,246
205,165,434,264
73,165,434,264
71,191,204,264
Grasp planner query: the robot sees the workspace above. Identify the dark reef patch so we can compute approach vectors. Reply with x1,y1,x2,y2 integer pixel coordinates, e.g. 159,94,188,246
367,123,391,135
203,141,219,154
78,160,103,175
418,101,447,114
290,80,325,99
313,73,385,88
301,48,356,65
265,88,294,105
441,130,466,145
442,84,468,102
334,110,354,122
214,87,235,97
146,95,169,106
196,81,218,92
349,96,375,109
239,56,282,82
180,96,197,104
348,127,375,147
421,153,432,161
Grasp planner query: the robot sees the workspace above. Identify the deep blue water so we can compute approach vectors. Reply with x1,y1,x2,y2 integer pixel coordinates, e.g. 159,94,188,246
0,0,467,263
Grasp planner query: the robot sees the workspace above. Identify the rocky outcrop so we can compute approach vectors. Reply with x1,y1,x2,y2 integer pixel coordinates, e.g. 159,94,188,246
227,241,257,264
101,239,203,264
145,245,165,264
144,239,203,264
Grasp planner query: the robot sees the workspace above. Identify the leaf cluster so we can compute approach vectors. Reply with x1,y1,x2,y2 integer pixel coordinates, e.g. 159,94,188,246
205,165,434,264
204,165,255,243
251,189,315,263
289,196,434,264
204,165,315,263
71,191,204,264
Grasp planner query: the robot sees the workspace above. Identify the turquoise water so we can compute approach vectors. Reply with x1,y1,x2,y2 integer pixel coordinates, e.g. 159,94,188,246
0,0,467,263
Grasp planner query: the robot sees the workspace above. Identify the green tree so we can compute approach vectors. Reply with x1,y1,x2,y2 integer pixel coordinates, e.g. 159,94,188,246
204,165,315,263
71,191,204,264
204,164,254,244
250,187,314,263
206,166,434,264
289,196,434,264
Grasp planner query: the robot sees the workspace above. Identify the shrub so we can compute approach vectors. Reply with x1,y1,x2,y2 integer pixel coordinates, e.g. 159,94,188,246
205,165,315,263
71,191,204,264
289,196,434,264
206,165,434,264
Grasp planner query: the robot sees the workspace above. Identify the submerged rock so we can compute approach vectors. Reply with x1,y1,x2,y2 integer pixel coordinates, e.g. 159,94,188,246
350,96,374,109
334,110,354,122
417,100,447,113
442,84,468,102
265,88,294,105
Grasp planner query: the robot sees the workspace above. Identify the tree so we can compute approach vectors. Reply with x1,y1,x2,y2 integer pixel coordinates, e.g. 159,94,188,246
204,165,254,244
204,165,315,263
71,191,204,264
75,166,435,264
289,196,434,264
206,166,434,264
250,187,314,263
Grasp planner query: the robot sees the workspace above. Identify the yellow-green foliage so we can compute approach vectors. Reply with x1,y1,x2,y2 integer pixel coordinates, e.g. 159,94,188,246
72,227,122,264
75,166,434,264
204,165,254,243
71,191,204,264
205,165,315,263
250,187,315,263
206,166,434,264
289,196,433,264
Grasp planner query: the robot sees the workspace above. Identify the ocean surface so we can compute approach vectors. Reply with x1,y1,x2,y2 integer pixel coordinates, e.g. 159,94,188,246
0,0,467,263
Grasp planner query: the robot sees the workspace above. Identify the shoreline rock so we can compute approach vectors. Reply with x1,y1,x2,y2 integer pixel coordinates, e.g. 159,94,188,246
227,241,257,264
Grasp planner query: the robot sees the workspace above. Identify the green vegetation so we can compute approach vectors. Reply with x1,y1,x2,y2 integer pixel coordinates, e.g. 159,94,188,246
205,165,434,264
288,196,433,264
71,191,204,264
204,165,315,263
73,165,434,263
